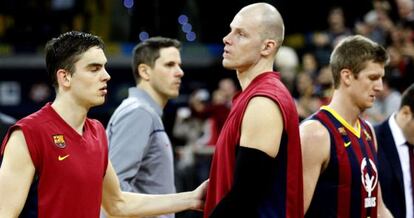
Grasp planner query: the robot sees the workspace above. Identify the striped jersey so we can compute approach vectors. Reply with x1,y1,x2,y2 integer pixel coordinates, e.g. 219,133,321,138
306,106,379,218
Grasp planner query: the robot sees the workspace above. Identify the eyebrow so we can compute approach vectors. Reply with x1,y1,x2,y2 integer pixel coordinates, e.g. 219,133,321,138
86,62,105,68
368,71,384,78
230,25,244,31
164,60,181,65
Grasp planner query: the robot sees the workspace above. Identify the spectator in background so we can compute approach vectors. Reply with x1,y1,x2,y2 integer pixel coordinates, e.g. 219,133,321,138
274,45,299,92
376,83,414,218
301,52,320,80
191,89,229,147
217,78,237,108
105,37,184,218
173,88,210,204
191,78,237,146
174,85,234,193
294,73,321,121
396,0,414,27
354,2,389,45
314,64,334,106
193,87,233,185
326,7,353,44
173,89,209,148
309,7,352,66
386,43,414,93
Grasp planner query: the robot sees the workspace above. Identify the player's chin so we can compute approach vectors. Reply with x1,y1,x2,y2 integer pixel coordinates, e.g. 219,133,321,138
170,91,179,98
94,97,107,106
364,102,374,110
222,60,234,69
368,97,376,104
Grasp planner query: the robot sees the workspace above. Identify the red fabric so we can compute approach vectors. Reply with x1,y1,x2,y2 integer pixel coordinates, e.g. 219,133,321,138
1,103,108,217
204,72,303,218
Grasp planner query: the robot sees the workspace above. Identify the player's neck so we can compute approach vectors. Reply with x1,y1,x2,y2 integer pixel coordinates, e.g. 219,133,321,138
236,62,273,90
328,91,361,128
51,96,88,135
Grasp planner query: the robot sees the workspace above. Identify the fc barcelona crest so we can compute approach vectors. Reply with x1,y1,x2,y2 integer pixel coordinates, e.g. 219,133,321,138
338,127,347,136
53,134,66,148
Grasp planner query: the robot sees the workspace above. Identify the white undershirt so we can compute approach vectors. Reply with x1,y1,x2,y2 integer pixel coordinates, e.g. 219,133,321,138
389,113,413,218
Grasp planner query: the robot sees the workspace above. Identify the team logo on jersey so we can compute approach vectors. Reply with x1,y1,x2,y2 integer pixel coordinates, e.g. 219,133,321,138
338,127,347,136
360,157,378,208
53,134,66,148
363,129,372,141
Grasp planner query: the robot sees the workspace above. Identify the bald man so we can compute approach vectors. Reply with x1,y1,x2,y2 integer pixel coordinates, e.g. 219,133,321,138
204,3,303,218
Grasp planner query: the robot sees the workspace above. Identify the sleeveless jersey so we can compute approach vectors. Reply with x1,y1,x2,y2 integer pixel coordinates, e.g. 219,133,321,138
0,103,108,218
204,72,304,218
306,106,379,218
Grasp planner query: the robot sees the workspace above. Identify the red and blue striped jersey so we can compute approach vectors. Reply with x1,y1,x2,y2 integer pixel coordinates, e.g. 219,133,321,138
306,106,379,218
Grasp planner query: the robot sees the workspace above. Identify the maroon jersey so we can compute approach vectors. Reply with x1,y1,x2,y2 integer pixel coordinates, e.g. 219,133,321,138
1,103,108,218
204,72,303,218
305,106,379,218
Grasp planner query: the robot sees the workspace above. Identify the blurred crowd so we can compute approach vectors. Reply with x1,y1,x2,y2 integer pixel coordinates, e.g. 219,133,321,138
275,0,413,124
173,78,237,194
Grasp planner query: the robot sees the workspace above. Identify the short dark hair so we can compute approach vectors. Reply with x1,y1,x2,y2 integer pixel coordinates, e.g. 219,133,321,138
330,35,388,88
45,31,104,88
400,83,414,112
131,37,181,83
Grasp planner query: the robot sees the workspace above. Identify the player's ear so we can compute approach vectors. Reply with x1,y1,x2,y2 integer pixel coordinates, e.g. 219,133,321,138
138,64,150,81
56,69,71,88
340,68,353,87
261,39,276,56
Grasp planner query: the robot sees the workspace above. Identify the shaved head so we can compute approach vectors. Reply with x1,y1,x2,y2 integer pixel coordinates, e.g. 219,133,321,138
238,3,285,47
222,2,286,71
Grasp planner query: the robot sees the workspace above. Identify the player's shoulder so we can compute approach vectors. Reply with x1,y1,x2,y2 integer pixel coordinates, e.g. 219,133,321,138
245,96,281,117
300,119,330,142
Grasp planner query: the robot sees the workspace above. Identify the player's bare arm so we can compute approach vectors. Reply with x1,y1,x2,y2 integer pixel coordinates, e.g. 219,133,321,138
101,161,207,217
300,120,330,212
240,96,283,157
0,129,35,217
